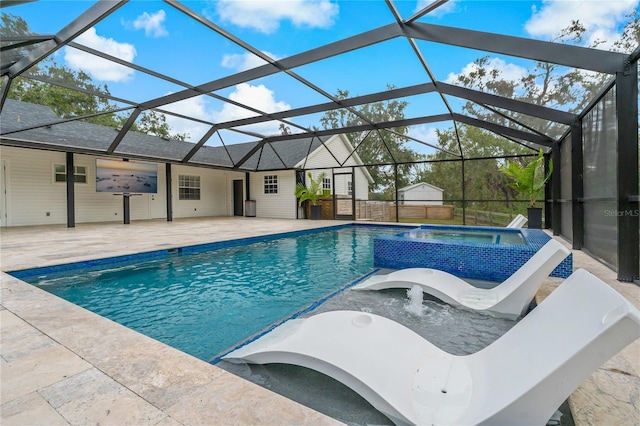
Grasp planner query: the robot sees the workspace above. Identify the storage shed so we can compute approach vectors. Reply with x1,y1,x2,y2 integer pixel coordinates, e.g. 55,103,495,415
398,183,444,205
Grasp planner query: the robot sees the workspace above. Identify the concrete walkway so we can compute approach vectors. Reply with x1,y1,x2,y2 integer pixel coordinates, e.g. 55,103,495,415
1,217,638,425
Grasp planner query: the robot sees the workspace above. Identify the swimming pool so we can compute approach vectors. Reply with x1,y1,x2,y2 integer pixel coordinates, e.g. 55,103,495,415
9,223,548,425
11,224,406,361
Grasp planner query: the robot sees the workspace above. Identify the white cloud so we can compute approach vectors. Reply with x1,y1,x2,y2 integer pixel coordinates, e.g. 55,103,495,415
445,57,528,87
159,83,291,140
130,10,168,38
221,51,280,71
408,125,439,146
215,0,339,33
160,96,213,141
64,27,136,82
525,0,638,48
213,83,291,134
414,0,458,18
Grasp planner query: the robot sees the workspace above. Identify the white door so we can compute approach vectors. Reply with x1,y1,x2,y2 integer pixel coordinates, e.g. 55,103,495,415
0,160,7,226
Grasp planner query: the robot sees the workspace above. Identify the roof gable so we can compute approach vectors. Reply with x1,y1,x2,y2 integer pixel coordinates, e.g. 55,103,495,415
399,182,443,192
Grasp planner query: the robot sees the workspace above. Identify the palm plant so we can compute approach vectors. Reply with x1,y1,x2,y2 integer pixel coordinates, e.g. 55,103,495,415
295,172,327,207
501,149,553,208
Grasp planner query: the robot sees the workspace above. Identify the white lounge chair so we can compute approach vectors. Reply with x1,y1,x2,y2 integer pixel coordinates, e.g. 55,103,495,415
224,269,640,426
352,238,570,319
506,213,528,228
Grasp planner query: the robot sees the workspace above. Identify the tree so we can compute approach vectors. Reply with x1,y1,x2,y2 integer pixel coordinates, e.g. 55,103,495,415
418,125,531,213
421,15,638,214
8,58,124,127
453,13,639,139
2,13,188,141
320,87,423,196
136,110,188,141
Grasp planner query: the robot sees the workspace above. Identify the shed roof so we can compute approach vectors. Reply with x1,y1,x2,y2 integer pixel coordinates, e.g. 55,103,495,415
399,182,443,192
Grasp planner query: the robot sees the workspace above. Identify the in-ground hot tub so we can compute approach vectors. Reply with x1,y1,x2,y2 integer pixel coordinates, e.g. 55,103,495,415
374,225,572,282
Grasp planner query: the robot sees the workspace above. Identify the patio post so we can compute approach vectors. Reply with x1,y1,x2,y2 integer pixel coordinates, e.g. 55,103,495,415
615,65,639,281
65,152,75,228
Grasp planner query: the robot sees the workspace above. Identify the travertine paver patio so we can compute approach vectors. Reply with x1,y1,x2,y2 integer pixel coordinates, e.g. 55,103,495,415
1,217,638,425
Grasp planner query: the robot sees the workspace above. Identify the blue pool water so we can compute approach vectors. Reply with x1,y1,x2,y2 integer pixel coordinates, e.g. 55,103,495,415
15,225,405,361
404,227,526,245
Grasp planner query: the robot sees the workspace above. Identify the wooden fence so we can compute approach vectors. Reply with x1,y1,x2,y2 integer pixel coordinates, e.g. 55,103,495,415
354,201,454,221
312,201,517,225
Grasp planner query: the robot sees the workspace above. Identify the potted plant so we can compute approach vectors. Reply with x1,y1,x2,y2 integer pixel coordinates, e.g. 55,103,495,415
295,171,327,220
500,149,553,229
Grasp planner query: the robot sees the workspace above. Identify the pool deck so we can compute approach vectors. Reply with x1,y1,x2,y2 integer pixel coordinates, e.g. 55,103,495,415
1,217,638,425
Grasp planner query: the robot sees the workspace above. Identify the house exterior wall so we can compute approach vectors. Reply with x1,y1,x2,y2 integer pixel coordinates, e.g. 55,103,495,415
303,135,370,201
0,147,159,226
0,146,246,226
400,184,443,205
1,146,70,226
353,170,370,201
0,136,365,226
171,165,239,219
250,170,297,219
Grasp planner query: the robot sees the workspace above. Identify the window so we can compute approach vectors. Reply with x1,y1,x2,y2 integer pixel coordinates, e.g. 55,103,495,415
347,180,353,196
54,164,87,183
322,177,331,195
179,175,200,200
264,175,278,194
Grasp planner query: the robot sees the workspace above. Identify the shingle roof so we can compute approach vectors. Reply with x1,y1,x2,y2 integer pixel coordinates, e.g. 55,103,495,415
0,99,326,171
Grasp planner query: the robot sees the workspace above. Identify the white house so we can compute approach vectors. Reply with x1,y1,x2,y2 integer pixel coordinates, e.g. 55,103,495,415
397,182,444,205
0,99,372,227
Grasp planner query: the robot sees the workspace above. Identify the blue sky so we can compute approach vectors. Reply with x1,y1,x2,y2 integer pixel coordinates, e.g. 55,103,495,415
5,0,639,152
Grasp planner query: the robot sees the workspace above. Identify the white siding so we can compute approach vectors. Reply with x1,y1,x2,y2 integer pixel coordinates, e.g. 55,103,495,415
354,168,370,200
304,135,371,201
1,137,371,226
0,147,171,226
400,184,443,205
334,174,349,195
305,135,356,169
0,146,242,226
171,166,230,218
1,147,67,226
250,171,297,219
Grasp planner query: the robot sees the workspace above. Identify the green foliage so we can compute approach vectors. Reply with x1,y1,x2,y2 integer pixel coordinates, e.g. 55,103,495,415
320,86,423,193
135,110,189,141
295,172,327,206
500,149,553,208
419,17,636,214
1,13,29,37
2,13,188,141
452,13,639,139
8,59,122,125
417,125,530,213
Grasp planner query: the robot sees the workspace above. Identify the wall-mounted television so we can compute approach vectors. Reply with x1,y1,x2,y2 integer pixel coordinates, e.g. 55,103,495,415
96,158,158,194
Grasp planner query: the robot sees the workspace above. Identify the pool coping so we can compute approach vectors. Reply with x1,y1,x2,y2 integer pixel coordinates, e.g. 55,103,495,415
1,218,638,425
